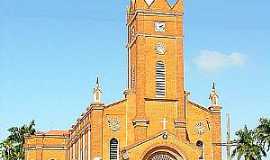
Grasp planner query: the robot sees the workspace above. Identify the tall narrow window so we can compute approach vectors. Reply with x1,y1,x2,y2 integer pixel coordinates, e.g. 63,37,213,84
80,150,83,160
110,138,119,160
196,140,204,160
156,61,166,97
83,134,85,160
72,144,75,160
81,134,85,160
70,144,73,160
131,65,136,89
77,140,80,160
88,129,91,160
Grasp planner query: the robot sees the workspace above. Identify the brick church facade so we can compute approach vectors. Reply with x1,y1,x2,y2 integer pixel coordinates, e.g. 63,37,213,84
24,0,222,160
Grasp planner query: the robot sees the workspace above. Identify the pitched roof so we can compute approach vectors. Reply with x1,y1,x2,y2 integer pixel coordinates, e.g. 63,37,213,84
43,130,69,136
188,100,211,113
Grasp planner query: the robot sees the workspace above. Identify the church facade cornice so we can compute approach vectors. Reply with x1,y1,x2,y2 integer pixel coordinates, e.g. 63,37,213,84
127,10,183,27
127,33,183,49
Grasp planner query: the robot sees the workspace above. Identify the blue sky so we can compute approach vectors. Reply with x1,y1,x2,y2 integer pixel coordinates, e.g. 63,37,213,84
0,0,270,158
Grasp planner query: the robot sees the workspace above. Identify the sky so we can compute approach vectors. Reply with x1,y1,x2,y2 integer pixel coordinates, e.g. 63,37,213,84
0,0,270,159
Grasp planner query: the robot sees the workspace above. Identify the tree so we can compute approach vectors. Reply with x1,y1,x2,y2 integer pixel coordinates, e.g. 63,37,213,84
0,140,14,160
0,120,36,160
256,118,270,152
232,125,266,160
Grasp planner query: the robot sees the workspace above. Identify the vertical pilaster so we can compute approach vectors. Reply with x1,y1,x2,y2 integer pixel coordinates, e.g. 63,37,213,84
132,21,149,141
135,37,146,119
174,35,186,141
69,144,72,160
88,127,91,160
76,141,78,160
36,148,43,160
78,136,81,160
90,104,104,159
36,137,43,160
211,106,222,160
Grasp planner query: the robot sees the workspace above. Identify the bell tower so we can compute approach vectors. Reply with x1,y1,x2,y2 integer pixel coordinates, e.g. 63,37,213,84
127,0,186,140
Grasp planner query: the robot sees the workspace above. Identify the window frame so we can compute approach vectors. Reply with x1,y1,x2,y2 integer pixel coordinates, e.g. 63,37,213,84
109,138,119,160
156,61,166,97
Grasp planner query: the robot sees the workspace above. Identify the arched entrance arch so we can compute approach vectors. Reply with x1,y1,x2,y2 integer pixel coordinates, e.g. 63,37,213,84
142,146,185,160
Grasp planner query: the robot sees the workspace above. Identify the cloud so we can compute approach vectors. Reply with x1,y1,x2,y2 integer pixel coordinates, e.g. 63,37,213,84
193,50,246,73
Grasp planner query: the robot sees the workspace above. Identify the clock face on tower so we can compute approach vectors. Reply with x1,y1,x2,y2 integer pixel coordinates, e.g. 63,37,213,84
155,43,166,55
155,22,166,32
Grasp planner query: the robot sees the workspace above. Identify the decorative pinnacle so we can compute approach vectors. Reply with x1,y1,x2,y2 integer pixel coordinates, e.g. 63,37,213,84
129,0,183,13
96,77,100,88
212,82,216,90
93,76,102,104
209,81,219,106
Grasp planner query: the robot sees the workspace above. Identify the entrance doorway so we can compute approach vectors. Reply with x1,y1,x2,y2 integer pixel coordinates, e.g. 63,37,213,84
142,146,184,160
148,151,177,160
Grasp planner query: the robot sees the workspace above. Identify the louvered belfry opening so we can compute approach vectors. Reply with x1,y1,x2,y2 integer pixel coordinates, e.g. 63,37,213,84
110,138,119,160
156,61,166,97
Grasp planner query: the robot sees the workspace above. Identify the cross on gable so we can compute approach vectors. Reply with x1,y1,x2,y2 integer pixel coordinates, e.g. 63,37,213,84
161,118,168,130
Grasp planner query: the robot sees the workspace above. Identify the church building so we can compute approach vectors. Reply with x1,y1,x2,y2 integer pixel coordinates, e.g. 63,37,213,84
24,0,222,160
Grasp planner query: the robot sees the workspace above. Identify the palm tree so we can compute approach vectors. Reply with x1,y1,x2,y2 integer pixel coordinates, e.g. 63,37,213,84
0,140,14,160
232,125,266,160
7,120,35,144
256,118,270,152
0,120,36,160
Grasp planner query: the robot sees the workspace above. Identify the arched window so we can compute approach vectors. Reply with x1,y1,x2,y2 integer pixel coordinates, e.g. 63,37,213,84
196,140,204,160
156,61,166,97
110,138,119,160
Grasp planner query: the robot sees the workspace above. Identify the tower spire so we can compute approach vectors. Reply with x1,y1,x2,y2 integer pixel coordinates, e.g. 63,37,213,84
209,81,219,106
96,77,100,87
93,76,102,104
